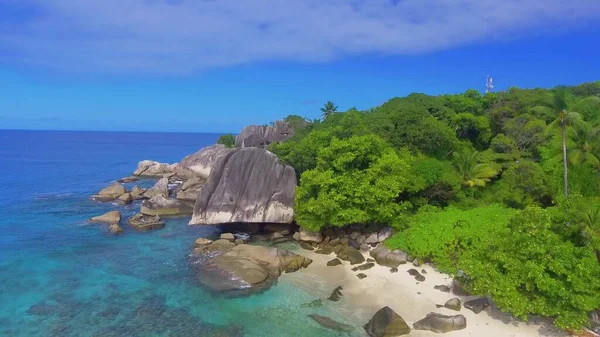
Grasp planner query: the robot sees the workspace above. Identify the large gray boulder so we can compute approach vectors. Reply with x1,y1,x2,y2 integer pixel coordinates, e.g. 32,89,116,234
364,306,411,336
133,160,175,177
235,120,295,148
175,177,205,201
413,313,466,333
89,210,121,224
370,246,408,268
189,148,296,225
190,239,312,295
175,144,234,179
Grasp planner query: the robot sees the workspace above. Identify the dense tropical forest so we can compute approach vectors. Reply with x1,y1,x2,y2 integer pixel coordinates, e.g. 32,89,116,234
262,82,600,331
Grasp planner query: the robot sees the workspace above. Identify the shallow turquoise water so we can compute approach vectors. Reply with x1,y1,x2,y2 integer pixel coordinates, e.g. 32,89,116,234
0,130,363,337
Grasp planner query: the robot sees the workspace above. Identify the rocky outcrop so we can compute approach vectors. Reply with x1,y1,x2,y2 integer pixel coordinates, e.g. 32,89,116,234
408,268,426,282
236,120,298,148
133,160,175,177
370,246,408,268
175,144,234,179
130,186,146,200
189,148,296,225
143,178,169,199
89,210,121,224
127,213,165,231
363,306,411,337
91,182,126,202
141,195,193,216
175,177,205,201
413,313,466,333
116,193,133,205
190,239,312,295
308,314,353,334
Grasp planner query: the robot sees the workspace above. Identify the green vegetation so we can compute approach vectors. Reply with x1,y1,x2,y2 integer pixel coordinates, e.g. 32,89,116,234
270,81,600,330
217,133,236,148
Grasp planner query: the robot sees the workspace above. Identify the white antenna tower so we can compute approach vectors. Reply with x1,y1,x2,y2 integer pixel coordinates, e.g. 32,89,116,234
486,75,494,94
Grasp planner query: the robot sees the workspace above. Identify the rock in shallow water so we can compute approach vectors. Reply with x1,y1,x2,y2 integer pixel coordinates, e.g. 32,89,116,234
190,241,311,295
363,306,411,337
141,195,193,216
108,223,124,235
127,213,165,231
327,286,343,302
189,148,295,225
91,182,126,202
90,211,121,224
143,178,169,199
133,160,175,177
413,312,466,333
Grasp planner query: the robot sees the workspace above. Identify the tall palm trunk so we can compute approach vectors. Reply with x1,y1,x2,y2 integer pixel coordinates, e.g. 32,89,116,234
561,123,568,198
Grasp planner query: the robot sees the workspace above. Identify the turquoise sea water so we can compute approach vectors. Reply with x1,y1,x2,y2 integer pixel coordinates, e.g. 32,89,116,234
0,130,362,337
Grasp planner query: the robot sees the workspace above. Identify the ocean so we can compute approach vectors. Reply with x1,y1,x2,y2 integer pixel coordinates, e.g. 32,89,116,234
0,130,362,337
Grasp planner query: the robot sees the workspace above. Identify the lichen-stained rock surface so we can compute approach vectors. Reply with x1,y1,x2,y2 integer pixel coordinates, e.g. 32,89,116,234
189,147,296,225
175,144,234,179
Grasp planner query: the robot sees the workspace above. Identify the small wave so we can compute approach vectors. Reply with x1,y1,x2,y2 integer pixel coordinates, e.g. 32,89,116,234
34,192,74,200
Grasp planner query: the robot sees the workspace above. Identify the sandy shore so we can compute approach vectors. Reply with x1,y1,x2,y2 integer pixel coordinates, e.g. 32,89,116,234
281,248,569,337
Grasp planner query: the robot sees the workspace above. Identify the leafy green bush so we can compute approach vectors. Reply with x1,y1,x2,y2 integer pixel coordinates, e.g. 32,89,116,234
295,134,413,231
386,206,600,330
217,133,236,148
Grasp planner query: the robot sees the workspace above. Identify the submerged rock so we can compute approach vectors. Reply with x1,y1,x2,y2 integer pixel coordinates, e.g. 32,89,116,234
141,195,193,216
127,213,165,231
308,314,353,333
363,306,411,337
327,286,343,302
370,246,408,268
92,182,126,202
118,176,139,183
190,241,312,295
143,178,169,199
108,223,124,235
413,312,466,333
189,148,295,225
90,210,121,224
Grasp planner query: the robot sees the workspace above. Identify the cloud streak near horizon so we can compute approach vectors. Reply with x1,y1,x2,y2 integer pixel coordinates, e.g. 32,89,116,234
2,0,600,75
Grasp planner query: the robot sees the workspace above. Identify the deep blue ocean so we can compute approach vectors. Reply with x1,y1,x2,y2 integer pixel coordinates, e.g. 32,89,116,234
0,130,358,337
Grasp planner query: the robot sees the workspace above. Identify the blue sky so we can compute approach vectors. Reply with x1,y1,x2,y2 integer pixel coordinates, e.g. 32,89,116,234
1,1,600,133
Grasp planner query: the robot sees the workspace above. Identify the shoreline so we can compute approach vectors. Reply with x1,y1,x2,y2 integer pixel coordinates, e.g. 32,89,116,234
281,247,569,337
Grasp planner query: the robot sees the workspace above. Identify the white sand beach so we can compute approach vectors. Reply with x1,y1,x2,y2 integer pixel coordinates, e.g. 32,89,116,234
282,249,571,337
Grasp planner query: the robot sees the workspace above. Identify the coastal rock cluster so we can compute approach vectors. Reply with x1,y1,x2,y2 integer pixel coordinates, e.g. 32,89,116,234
190,236,312,295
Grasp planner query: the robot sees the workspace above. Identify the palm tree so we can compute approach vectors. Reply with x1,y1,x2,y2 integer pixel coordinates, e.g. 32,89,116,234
567,123,600,168
546,88,581,198
320,101,338,120
452,150,498,187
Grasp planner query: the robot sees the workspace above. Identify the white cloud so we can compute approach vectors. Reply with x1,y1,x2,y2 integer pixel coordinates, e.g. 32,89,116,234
1,0,599,74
